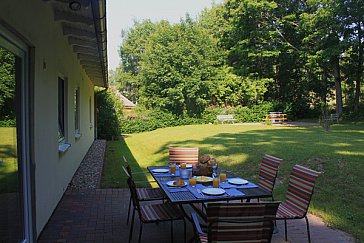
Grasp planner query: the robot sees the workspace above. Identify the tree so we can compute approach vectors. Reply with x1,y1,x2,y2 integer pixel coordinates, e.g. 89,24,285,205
301,0,349,114
119,20,158,76
341,0,364,112
0,48,15,120
139,16,224,116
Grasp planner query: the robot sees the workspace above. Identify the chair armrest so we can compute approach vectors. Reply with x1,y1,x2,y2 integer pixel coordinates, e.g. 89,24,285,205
191,212,204,235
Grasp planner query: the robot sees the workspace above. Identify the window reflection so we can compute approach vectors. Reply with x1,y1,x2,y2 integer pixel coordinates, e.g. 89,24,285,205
0,46,23,242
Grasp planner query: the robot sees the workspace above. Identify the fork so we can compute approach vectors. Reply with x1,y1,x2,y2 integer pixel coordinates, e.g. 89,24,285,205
196,188,205,198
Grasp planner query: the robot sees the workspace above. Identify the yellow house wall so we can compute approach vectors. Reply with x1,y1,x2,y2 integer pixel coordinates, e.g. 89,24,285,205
1,0,97,236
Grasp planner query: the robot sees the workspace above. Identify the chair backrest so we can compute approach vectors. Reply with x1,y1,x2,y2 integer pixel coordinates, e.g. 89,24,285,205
169,147,199,165
206,202,280,243
122,165,131,178
284,164,321,217
257,154,282,193
127,177,141,212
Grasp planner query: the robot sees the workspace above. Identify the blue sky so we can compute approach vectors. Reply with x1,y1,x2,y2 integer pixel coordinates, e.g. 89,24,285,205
106,0,223,71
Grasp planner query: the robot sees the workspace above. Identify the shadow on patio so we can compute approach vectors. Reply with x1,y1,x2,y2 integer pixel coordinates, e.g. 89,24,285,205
38,140,354,243
38,188,354,243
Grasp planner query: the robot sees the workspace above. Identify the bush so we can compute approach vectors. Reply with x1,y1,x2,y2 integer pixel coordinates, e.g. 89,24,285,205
120,103,277,134
0,119,16,127
120,108,206,134
96,90,123,140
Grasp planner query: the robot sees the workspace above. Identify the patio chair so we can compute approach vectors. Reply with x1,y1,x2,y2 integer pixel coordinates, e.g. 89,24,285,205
127,177,186,243
122,164,165,225
169,147,199,165
191,201,280,243
276,164,321,243
257,154,282,201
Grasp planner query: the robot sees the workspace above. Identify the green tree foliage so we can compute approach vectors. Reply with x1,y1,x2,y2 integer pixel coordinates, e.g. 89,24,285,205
0,48,15,121
114,0,363,120
119,20,157,75
95,90,123,140
120,16,225,116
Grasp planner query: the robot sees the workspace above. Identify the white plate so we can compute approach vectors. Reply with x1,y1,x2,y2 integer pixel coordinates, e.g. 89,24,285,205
202,188,225,196
152,168,169,173
228,178,249,185
194,176,213,183
166,180,187,187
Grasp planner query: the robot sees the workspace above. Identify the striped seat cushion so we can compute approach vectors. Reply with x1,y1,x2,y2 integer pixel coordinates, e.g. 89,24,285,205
257,154,282,193
169,147,199,165
140,203,184,223
276,165,320,219
136,188,165,201
206,202,279,242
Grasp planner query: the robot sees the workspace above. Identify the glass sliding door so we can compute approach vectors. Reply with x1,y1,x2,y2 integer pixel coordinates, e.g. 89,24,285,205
0,28,32,243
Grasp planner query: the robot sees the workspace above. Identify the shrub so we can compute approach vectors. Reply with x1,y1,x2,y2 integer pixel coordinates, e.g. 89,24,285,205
96,90,123,140
120,103,278,134
0,118,16,127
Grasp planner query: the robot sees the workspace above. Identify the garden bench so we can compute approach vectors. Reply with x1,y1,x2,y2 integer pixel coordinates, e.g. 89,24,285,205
329,113,339,123
216,114,236,124
267,112,287,124
323,113,339,123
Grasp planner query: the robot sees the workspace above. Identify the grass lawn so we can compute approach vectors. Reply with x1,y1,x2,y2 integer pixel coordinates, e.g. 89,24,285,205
101,122,364,241
0,127,19,193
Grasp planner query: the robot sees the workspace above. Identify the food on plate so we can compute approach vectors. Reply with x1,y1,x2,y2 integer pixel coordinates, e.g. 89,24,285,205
195,176,212,182
173,179,185,186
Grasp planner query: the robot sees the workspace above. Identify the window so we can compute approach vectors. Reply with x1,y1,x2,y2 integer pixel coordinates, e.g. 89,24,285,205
0,27,33,242
58,77,70,153
58,77,66,142
74,87,80,138
89,96,92,128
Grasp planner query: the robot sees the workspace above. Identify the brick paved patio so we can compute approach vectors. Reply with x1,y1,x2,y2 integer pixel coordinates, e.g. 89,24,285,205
38,188,355,243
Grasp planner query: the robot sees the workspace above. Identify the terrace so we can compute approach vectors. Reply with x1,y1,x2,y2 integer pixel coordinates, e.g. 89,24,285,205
38,140,355,243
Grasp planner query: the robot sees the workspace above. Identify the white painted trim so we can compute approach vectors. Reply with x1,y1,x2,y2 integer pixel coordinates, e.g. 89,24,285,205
58,143,71,153
0,24,34,242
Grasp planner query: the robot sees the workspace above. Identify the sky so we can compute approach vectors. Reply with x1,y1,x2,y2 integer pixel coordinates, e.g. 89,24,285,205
106,0,223,71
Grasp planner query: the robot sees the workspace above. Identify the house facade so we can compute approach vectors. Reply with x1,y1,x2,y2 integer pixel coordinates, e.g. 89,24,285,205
0,0,107,242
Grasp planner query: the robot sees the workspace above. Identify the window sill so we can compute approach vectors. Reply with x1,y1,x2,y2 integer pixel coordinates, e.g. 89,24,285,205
75,133,82,139
58,143,71,153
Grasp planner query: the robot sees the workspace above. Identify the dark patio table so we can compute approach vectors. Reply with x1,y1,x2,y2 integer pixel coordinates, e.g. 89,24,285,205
147,165,271,204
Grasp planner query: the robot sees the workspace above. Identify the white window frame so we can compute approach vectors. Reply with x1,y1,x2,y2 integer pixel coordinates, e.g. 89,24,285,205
58,76,70,153
89,96,93,128
74,87,81,139
0,23,33,243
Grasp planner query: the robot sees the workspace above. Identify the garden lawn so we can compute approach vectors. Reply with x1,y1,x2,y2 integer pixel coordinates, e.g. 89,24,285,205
0,127,19,193
101,122,364,241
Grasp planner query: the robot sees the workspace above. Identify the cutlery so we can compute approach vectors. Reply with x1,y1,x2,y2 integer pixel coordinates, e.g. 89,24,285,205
196,189,205,198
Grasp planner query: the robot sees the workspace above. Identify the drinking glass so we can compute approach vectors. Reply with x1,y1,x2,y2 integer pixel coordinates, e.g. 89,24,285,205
219,173,226,183
180,163,187,169
213,177,219,188
189,177,197,187
170,163,176,175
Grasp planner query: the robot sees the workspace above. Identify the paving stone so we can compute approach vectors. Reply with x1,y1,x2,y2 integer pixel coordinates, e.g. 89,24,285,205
38,140,356,243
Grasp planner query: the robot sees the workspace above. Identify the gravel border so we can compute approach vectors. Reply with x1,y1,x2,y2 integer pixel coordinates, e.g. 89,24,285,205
67,140,106,190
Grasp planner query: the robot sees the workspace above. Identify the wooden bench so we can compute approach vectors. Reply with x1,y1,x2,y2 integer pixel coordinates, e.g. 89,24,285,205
267,112,287,124
329,113,339,123
323,113,339,123
216,114,236,124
